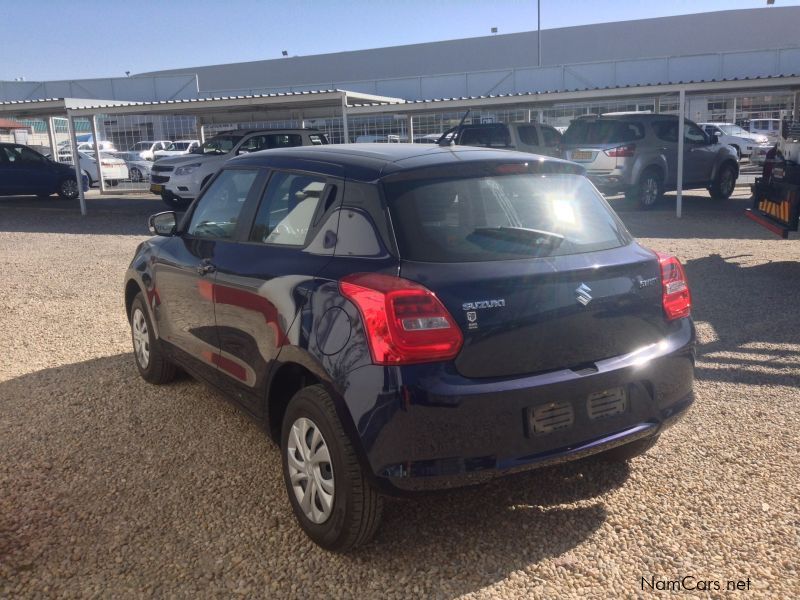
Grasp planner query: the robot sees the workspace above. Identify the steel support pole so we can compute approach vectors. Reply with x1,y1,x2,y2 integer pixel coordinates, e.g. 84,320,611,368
537,0,541,67
46,117,58,158
676,89,685,219
67,115,86,216
793,90,799,120
196,117,205,144
407,115,414,143
90,115,106,193
341,93,350,144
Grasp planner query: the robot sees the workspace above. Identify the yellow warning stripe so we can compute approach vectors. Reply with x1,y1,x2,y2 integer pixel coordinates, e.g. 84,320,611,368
758,198,791,223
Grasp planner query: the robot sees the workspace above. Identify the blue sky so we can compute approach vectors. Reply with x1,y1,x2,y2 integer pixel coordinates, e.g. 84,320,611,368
1,0,797,80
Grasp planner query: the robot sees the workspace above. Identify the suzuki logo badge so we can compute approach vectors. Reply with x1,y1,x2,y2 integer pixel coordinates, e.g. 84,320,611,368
576,283,593,306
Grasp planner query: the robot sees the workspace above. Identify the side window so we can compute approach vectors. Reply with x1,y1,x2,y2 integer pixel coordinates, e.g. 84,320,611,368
540,126,561,147
653,120,678,143
238,135,267,153
187,169,259,239
460,127,510,148
308,134,328,145
17,146,45,163
517,125,539,146
250,171,327,246
684,122,707,144
264,134,303,149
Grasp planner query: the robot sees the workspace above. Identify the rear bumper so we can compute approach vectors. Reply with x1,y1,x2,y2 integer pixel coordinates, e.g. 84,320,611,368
341,320,695,493
586,170,632,195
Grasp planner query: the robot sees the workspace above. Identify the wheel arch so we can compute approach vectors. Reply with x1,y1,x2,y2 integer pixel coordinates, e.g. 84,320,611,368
265,361,322,443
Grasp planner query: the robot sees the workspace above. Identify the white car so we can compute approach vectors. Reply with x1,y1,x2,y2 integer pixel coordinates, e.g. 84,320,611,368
63,151,128,187
130,140,172,161
748,119,782,144
117,152,152,182
57,140,118,160
698,122,768,159
153,140,201,159
150,129,328,209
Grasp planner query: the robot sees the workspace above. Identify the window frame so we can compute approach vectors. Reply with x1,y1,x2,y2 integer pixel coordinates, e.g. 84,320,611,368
180,165,269,242
239,168,343,250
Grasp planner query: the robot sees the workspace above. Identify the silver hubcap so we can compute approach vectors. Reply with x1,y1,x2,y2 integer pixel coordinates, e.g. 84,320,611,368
642,177,658,205
287,417,334,524
62,179,77,196
131,308,150,369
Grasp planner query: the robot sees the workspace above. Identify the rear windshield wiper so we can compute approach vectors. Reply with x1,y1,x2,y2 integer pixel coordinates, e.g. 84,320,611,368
470,226,565,250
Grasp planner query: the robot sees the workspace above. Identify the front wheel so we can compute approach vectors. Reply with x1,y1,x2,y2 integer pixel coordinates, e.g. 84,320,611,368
129,167,143,182
281,385,383,552
710,162,737,200
161,192,191,210
130,293,176,384
57,178,79,200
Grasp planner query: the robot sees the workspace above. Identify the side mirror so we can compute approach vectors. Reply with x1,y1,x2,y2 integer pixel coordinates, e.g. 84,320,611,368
709,133,719,145
148,211,178,236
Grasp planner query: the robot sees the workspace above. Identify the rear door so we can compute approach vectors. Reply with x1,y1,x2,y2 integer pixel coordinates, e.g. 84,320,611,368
210,168,343,412
383,167,667,379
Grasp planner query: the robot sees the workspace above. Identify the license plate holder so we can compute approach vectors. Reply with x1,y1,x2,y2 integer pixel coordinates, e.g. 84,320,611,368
528,401,574,435
571,150,593,161
150,184,164,193
586,387,627,420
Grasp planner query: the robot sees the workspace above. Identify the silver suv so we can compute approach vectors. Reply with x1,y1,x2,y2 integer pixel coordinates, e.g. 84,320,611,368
562,114,739,208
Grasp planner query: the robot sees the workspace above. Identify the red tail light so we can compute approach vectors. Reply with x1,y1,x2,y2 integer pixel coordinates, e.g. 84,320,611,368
604,144,636,158
339,273,463,365
657,252,691,320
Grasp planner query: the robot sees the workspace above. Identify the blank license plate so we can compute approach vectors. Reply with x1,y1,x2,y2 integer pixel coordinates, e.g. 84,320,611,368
571,150,593,161
150,184,164,193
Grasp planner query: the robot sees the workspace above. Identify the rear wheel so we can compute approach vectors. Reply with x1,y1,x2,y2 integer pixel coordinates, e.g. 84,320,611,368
108,180,119,187
57,178,79,200
730,145,741,160
130,293,176,384
598,434,660,462
129,167,143,182
626,168,663,209
710,162,737,200
281,385,383,551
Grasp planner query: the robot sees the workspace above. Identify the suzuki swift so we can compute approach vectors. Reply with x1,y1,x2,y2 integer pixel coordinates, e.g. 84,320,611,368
124,144,695,551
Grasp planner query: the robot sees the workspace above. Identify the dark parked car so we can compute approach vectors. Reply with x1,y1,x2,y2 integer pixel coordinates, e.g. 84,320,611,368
0,143,86,199
124,144,695,551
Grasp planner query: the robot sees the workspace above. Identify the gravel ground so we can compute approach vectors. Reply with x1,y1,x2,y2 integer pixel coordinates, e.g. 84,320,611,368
1,191,798,599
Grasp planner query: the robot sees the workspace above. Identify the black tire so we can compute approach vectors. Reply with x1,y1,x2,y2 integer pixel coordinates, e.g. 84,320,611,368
731,145,741,160
281,385,383,552
626,168,663,209
57,178,79,200
130,167,143,182
130,293,176,384
710,162,737,200
160,192,191,210
598,434,660,462
108,180,119,187
83,171,94,188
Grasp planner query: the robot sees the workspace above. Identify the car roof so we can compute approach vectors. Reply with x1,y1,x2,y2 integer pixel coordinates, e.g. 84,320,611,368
229,143,584,182
211,128,321,137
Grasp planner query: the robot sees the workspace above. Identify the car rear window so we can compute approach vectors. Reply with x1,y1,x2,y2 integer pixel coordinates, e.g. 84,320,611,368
384,173,631,262
563,119,644,144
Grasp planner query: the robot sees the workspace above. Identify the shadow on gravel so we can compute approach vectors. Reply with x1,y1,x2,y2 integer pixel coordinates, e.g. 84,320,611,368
1,353,628,596
685,253,800,387
0,195,168,236
613,193,778,241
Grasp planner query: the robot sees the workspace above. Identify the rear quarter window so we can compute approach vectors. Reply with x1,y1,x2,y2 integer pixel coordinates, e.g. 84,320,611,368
563,119,645,144
384,172,631,263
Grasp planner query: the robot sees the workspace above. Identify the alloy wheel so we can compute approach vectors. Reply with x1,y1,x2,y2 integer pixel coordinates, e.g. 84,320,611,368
287,417,335,524
641,176,658,206
720,168,734,196
60,179,78,198
131,308,150,369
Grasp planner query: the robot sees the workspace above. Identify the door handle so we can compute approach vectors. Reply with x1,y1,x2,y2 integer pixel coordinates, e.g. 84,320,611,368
197,260,216,276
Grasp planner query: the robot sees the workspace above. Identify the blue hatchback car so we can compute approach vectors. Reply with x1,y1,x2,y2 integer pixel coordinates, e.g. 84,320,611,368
124,144,695,551
0,143,87,199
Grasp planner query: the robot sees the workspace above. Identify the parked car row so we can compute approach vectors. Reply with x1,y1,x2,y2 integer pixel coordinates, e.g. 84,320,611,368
0,143,88,199
442,113,751,208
